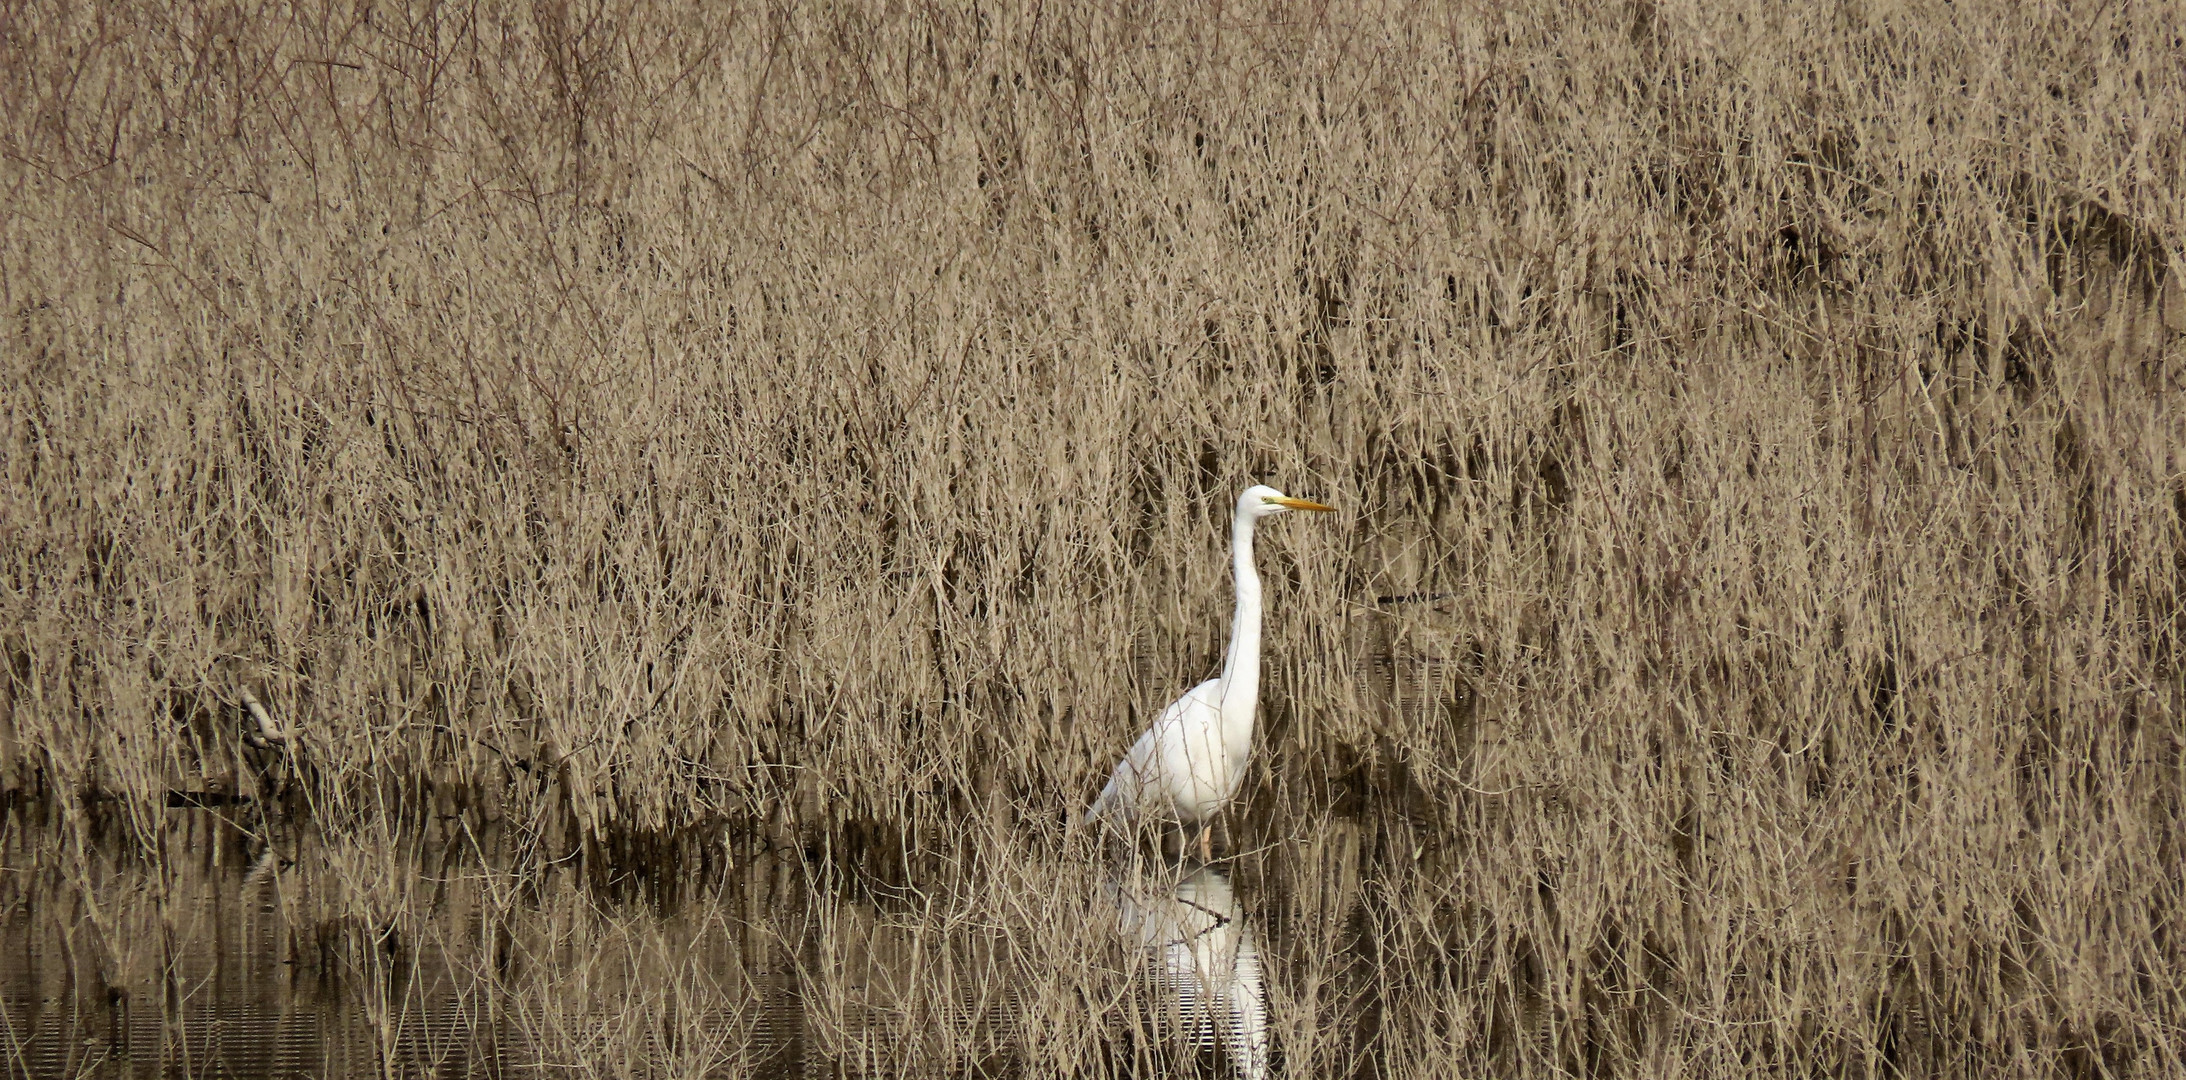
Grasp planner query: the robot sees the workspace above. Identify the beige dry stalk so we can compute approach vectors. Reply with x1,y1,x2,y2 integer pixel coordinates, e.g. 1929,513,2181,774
2,0,2182,1075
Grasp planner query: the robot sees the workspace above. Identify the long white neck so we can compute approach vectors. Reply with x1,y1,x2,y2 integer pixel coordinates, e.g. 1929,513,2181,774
1217,508,1264,746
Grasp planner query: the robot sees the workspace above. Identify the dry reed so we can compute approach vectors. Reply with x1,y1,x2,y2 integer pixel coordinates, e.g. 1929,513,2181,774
4,0,2184,1075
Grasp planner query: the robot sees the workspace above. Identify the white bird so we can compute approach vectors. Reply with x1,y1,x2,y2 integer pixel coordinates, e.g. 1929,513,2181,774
1086,484,1334,859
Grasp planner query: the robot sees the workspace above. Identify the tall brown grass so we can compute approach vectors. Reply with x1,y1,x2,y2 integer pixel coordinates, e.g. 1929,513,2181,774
3,0,2184,1075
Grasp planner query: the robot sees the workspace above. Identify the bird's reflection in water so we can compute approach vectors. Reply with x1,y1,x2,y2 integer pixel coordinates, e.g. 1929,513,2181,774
1109,862,1270,1079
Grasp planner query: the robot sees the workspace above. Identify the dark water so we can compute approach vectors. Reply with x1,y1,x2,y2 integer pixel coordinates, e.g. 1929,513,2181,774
2,807,1287,1080
4,813,507,1080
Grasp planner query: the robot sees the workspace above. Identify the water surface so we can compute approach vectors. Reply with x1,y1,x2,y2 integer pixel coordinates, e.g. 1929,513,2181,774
2,804,1342,1079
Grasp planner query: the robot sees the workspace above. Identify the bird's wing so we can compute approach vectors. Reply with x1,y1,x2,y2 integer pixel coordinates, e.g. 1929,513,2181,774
1087,679,1222,823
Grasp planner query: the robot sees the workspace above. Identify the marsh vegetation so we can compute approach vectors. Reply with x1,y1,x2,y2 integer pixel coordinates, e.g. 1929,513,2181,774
4,0,2185,1075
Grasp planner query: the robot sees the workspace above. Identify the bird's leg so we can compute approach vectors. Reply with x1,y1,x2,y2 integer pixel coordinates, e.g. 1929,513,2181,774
1200,821,1214,863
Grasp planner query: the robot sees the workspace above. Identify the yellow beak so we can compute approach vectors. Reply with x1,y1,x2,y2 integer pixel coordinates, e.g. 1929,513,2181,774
1269,496,1336,512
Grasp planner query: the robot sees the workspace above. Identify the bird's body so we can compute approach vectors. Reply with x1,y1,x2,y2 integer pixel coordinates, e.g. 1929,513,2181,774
1087,485,1333,856
1091,678,1244,827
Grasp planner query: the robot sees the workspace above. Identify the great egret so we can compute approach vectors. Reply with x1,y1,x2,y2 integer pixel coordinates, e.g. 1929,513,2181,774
1086,484,1334,859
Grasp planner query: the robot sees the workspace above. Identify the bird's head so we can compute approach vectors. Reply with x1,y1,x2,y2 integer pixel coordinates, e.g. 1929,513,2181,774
1241,484,1336,519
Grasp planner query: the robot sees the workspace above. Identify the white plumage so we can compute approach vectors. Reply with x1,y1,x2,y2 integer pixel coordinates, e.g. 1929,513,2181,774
1086,485,1333,858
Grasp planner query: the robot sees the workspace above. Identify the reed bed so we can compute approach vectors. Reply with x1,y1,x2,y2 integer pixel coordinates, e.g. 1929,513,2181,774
4,0,2185,1075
